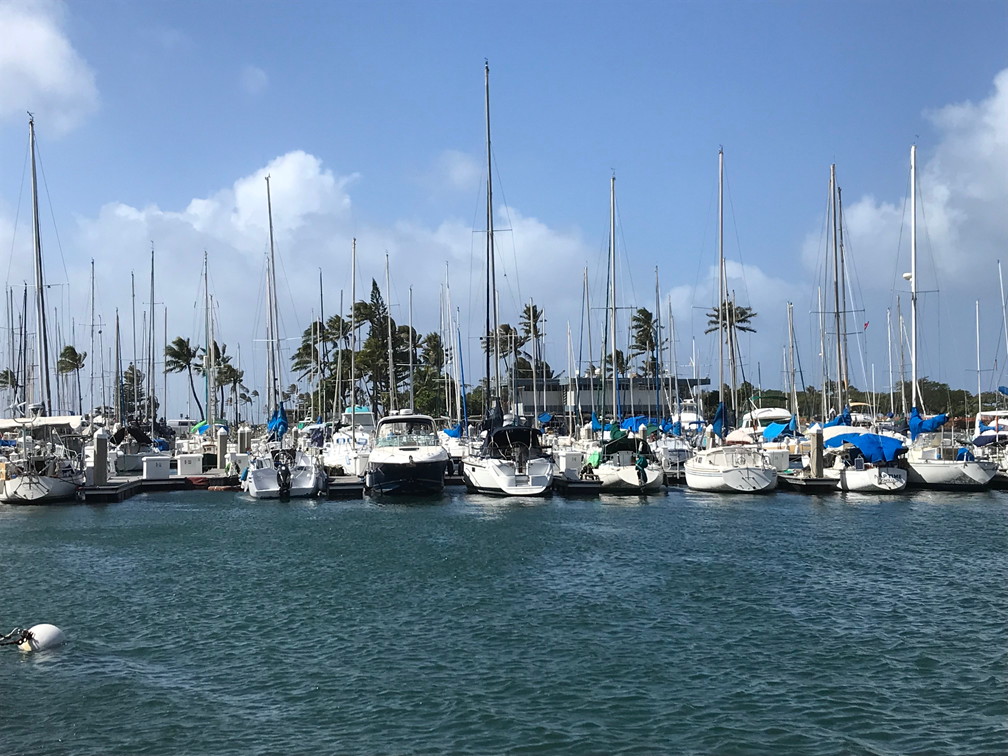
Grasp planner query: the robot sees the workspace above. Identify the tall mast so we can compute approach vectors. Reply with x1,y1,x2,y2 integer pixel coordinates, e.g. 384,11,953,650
830,164,844,409
90,258,95,415
202,251,214,423
787,302,799,416
350,239,357,430
976,300,981,415
114,310,122,422
484,61,498,406
408,286,414,411
149,243,156,434
910,145,919,410
886,308,895,415
654,267,661,417
131,272,137,417
609,173,618,422
29,116,52,415
265,175,280,410
717,148,725,407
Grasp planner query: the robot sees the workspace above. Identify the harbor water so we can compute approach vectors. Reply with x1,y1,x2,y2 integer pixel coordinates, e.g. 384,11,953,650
2,487,1005,754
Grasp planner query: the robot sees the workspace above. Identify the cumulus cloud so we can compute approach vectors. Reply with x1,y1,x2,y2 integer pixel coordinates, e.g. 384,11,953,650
788,68,1008,390
0,0,98,134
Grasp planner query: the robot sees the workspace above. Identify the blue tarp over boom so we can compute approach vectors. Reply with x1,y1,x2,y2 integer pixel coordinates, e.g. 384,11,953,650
267,403,289,441
823,407,852,427
711,402,726,439
908,407,948,440
824,432,906,463
762,414,798,442
442,423,462,438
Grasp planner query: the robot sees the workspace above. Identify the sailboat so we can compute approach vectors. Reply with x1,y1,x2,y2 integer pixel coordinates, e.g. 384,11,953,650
0,117,86,504
589,175,662,493
684,149,777,493
242,175,324,499
460,62,555,497
901,145,995,490
319,239,373,477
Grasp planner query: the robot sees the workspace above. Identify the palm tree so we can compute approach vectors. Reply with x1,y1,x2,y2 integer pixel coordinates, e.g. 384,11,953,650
704,300,757,340
217,362,246,427
705,298,757,409
630,307,661,377
165,336,204,420
56,345,87,414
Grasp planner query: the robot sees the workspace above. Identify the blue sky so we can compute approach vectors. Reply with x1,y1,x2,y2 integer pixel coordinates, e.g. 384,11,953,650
1,0,1006,418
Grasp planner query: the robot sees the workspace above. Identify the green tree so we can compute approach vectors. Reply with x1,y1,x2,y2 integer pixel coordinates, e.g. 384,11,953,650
164,336,204,420
122,363,157,421
630,307,663,377
705,300,757,339
56,345,87,414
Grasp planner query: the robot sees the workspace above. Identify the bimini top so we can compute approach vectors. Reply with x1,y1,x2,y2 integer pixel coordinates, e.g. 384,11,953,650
480,424,544,459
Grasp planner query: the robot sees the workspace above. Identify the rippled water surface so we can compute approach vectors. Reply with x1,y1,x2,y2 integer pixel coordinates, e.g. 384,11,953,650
2,487,1005,754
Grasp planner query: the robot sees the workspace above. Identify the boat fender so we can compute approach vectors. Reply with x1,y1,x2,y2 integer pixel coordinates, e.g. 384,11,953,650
1,624,65,652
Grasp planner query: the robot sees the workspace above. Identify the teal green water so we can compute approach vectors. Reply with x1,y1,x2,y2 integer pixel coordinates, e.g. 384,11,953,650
1,488,1005,755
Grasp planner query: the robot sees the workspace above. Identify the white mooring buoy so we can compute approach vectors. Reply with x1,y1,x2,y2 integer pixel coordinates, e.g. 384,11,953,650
18,624,65,652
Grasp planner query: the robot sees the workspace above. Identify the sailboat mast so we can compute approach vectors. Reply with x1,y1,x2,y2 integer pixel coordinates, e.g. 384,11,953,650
29,116,52,415
90,259,95,415
409,285,415,411
114,310,122,422
717,148,725,407
350,239,357,430
910,145,919,410
265,175,280,410
609,174,618,422
202,251,214,423
830,164,844,409
976,300,981,415
149,243,156,434
484,61,498,406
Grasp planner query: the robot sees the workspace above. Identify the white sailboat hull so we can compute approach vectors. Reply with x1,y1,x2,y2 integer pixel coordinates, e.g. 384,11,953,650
595,461,663,493
905,458,996,490
0,474,81,504
684,447,778,493
826,465,908,493
462,456,554,496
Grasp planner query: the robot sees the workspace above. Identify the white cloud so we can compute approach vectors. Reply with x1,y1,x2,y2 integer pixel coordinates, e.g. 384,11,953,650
793,68,1008,390
0,0,98,134
240,64,268,96
435,150,481,192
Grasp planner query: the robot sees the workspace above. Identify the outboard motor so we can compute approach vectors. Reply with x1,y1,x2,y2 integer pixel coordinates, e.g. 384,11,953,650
276,457,292,499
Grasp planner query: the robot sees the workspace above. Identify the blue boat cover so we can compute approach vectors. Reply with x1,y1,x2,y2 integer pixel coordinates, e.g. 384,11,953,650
999,386,1008,397
823,407,852,427
908,407,948,440
538,412,553,424
712,402,726,439
762,415,798,442
973,430,1008,446
823,432,906,463
442,422,462,438
267,402,289,441
591,411,602,431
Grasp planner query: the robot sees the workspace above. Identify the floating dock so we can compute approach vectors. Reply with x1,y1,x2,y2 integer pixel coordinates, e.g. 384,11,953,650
80,472,241,503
